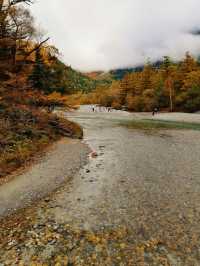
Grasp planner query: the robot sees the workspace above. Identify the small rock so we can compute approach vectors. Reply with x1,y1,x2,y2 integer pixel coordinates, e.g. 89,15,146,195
99,145,105,149
49,239,57,245
44,197,51,203
91,151,98,158
8,240,17,247
53,225,59,230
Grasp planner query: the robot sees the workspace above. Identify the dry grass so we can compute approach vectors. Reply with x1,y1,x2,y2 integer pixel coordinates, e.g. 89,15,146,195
0,86,83,180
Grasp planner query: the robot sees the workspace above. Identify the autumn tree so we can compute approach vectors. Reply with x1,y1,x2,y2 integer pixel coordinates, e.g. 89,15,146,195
162,56,175,112
8,5,36,64
0,0,33,45
180,52,198,73
180,70,200,112
0,0,50,72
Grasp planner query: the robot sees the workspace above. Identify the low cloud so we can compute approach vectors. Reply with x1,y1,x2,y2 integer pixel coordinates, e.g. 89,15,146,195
32,0,200,71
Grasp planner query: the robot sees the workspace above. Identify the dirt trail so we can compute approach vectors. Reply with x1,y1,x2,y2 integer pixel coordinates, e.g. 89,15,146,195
1,107,200,265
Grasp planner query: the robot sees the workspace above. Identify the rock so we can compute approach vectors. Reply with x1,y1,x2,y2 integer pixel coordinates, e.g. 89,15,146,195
44,197,51,203
166,253,182,265
7,240,17,249
91,152,98,158
99,145,105,149
49,239,57,245
53,225,59,231
86,169,90,173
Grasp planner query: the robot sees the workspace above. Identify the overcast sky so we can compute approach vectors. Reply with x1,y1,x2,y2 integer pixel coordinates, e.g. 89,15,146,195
32,0,200,71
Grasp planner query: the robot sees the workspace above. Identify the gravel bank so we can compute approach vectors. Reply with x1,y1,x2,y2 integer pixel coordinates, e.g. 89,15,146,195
0,138,90,217
1,108,200,265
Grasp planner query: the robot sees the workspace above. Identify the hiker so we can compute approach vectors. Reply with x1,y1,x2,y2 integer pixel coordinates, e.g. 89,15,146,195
47,105,54,113
152,107,158,116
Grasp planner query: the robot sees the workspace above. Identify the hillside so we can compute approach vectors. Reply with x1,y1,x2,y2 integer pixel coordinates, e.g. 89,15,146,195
83,71,113,88
84,71,104,79
0,0,84,180
109,61,166,80
64,66,105,93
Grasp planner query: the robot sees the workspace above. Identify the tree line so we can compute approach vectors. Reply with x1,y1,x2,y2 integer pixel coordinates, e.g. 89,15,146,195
80,53,200,113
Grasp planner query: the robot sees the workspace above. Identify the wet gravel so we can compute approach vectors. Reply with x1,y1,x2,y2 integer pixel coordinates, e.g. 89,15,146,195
0,138,89,217
1,107,200,265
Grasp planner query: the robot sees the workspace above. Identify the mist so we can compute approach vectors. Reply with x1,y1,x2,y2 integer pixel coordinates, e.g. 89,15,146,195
32,0,200,71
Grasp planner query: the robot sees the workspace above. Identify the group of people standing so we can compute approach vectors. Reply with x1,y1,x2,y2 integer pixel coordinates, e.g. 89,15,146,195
92,106,112,112
91,105,159,115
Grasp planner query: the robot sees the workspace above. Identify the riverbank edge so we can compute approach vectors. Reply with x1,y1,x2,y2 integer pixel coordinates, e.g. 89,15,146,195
0,137,91,219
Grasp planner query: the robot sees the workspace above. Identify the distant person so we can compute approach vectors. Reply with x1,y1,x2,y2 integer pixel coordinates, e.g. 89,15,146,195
47,105,54,113
92,106,95,112
152,107,158,116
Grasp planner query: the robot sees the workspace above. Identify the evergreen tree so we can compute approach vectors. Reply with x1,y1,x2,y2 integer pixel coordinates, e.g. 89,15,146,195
29,48,48,91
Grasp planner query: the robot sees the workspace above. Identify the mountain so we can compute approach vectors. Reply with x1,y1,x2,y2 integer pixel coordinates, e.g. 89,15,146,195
109,67,142,80
64,66,99,93
82,71,112,88
109,61,164,80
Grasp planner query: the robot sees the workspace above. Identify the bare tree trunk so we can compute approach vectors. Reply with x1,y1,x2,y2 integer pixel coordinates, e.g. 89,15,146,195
23,37,50,60
166,77,173,112
11,43,16,65
0,0,4,11
169,85,173,112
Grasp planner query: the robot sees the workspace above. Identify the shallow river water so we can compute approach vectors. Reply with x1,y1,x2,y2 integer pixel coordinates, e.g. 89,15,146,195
1,106,200,265
47,106,200,263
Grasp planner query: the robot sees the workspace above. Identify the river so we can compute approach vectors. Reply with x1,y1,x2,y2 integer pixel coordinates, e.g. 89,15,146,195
1,106,200,264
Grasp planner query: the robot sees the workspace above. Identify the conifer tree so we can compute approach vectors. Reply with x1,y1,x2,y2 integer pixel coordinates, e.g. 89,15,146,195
29,48,48,90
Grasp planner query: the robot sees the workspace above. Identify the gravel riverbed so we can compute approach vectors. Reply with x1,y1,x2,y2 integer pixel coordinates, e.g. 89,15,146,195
1,108,200,265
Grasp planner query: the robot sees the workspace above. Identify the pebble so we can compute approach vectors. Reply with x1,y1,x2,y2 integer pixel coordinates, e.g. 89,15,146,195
91,152,98,158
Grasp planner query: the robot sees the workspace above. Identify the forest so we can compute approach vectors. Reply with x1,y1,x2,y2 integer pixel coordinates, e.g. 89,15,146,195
0,0,87,178
70,53,200,113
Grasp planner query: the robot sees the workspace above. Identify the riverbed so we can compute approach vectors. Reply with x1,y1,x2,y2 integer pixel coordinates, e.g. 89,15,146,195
1,107,200,265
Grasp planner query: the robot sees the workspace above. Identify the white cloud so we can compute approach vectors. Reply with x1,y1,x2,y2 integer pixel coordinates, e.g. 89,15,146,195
32,0,200,71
